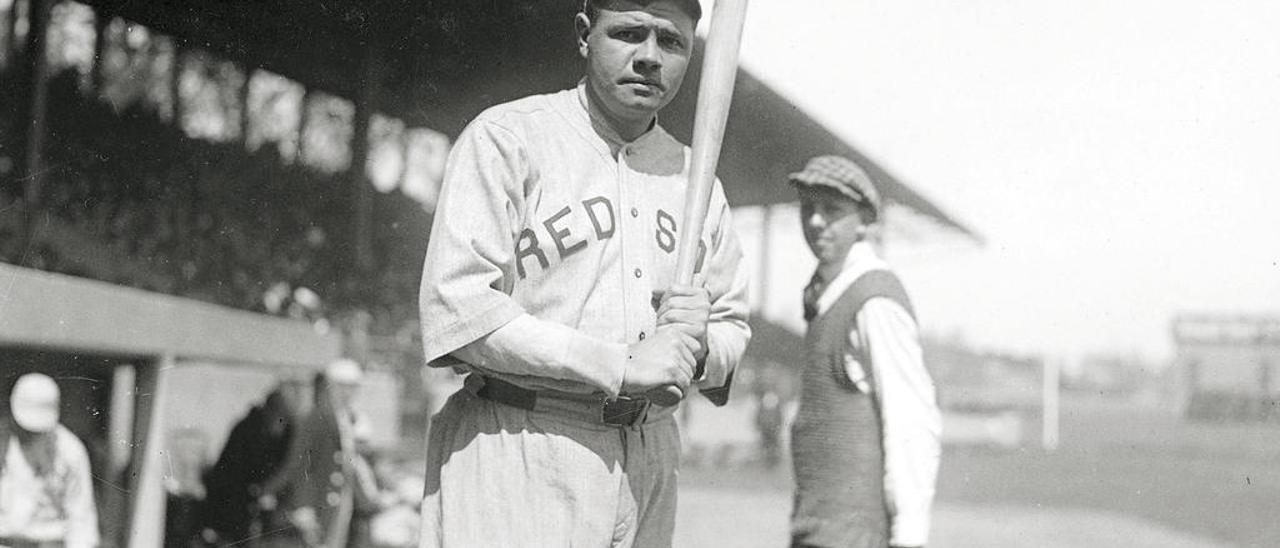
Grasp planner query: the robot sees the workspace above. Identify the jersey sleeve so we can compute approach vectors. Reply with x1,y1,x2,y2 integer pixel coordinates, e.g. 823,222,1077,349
418,117,629,394
419,118,531,365
855,298,941,548
695,182,752,403
452,314,628,397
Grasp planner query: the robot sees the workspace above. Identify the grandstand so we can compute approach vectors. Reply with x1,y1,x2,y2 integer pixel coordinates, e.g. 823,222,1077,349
1,1,976,546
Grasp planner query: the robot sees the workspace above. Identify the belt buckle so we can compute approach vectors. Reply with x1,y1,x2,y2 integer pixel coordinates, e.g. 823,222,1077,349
602,394,651,427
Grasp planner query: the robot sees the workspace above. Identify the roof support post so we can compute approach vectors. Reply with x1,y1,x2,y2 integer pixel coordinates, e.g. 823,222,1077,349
169,40,183,126
90,4,108,95
1,0,13,68
757,205,773,313
17,0,51,254
239,67,253,147
125,353,176,548
349,46,383,273
4,0,21,64
296,87,312,164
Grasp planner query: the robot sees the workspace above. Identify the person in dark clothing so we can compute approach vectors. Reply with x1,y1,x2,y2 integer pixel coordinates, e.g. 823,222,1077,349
754,387,784,469
199,388,295,546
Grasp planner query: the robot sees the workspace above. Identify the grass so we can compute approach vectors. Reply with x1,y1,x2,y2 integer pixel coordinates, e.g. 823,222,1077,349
682,394,1280,547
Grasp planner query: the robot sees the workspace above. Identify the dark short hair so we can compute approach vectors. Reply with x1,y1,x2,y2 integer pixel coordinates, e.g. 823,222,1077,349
582,0,703,24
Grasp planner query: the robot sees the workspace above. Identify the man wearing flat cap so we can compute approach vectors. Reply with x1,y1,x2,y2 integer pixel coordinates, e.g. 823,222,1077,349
786,156,941,548
0,373,100,548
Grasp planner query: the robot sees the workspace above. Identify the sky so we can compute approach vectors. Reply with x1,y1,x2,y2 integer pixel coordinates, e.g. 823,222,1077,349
704,0,1280,363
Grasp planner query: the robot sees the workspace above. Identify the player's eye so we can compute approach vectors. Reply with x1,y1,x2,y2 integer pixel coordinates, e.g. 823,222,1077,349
658,32,685,51
612,28,646,42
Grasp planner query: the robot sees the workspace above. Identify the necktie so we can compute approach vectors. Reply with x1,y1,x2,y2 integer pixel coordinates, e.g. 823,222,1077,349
802,271,826,322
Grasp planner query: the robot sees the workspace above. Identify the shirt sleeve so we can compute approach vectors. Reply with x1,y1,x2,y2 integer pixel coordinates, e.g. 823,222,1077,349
855,298,941,548
62,431,100,548
419,116,629,393
695,185,751,392
419,118,529,365
452,314,628,397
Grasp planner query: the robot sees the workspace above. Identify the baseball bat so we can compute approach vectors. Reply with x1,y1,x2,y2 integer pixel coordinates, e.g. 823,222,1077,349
654,0,750,406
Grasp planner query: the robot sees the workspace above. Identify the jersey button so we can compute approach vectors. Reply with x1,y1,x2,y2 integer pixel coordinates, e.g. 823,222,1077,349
630,207,639,218
634,268,642,278
639,331,646,341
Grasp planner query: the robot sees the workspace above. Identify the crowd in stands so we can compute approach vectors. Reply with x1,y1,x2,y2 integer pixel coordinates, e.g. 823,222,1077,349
1,67,428,354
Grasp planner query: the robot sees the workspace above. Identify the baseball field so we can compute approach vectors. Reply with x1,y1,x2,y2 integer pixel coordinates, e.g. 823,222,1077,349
675,394,1279,547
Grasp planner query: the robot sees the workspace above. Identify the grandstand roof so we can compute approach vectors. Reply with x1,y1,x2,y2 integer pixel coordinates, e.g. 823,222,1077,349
79,0,976,237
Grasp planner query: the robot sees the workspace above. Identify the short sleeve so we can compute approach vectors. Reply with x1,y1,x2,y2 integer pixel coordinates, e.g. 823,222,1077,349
419,119,532,364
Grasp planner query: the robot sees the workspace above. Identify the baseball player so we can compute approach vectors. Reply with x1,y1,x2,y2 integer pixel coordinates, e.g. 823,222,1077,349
787,156,941,548
416,1,751,547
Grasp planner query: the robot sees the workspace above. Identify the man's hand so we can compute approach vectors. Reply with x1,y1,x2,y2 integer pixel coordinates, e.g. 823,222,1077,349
257,493,278,511
653,283,711,363
621,327,699,394
290,506,321,546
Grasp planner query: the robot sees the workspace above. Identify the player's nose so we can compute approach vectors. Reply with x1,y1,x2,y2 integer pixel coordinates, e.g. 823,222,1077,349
633,35,663,73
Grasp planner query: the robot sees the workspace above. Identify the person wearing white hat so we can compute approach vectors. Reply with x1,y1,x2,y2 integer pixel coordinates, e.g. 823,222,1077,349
0,373,100,548
787,156,941,548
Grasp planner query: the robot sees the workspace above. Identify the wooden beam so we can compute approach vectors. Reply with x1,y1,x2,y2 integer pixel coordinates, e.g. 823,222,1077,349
0,263,343,368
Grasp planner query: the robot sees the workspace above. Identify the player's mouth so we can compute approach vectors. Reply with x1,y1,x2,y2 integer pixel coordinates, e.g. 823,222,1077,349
619,77,664,93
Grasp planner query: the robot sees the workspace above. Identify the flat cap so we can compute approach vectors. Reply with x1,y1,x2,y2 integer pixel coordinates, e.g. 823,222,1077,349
788,155,882,216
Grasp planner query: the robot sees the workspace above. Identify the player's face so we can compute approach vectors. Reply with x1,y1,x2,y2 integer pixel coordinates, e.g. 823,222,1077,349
798,186,867,267
578,1,695,123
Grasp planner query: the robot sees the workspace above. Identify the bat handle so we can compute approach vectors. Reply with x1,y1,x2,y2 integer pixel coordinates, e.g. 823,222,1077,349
651,385,685,407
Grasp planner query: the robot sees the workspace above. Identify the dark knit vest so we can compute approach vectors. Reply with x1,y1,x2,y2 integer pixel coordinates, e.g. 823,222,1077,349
790,269,916,548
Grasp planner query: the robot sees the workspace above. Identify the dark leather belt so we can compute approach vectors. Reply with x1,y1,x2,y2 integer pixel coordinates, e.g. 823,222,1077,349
473,376,652,427
0,538,63,548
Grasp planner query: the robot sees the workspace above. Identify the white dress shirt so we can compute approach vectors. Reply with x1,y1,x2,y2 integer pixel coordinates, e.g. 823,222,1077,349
815,241,942,547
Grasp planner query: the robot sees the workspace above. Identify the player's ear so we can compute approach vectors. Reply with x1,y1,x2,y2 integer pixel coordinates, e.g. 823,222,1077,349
575,12,591,59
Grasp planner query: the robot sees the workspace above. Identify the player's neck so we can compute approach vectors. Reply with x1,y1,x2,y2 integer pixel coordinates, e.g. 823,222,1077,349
579,82,655,145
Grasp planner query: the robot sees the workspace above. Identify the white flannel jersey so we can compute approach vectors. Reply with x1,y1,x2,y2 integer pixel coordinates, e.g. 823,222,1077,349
419,83,751,401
